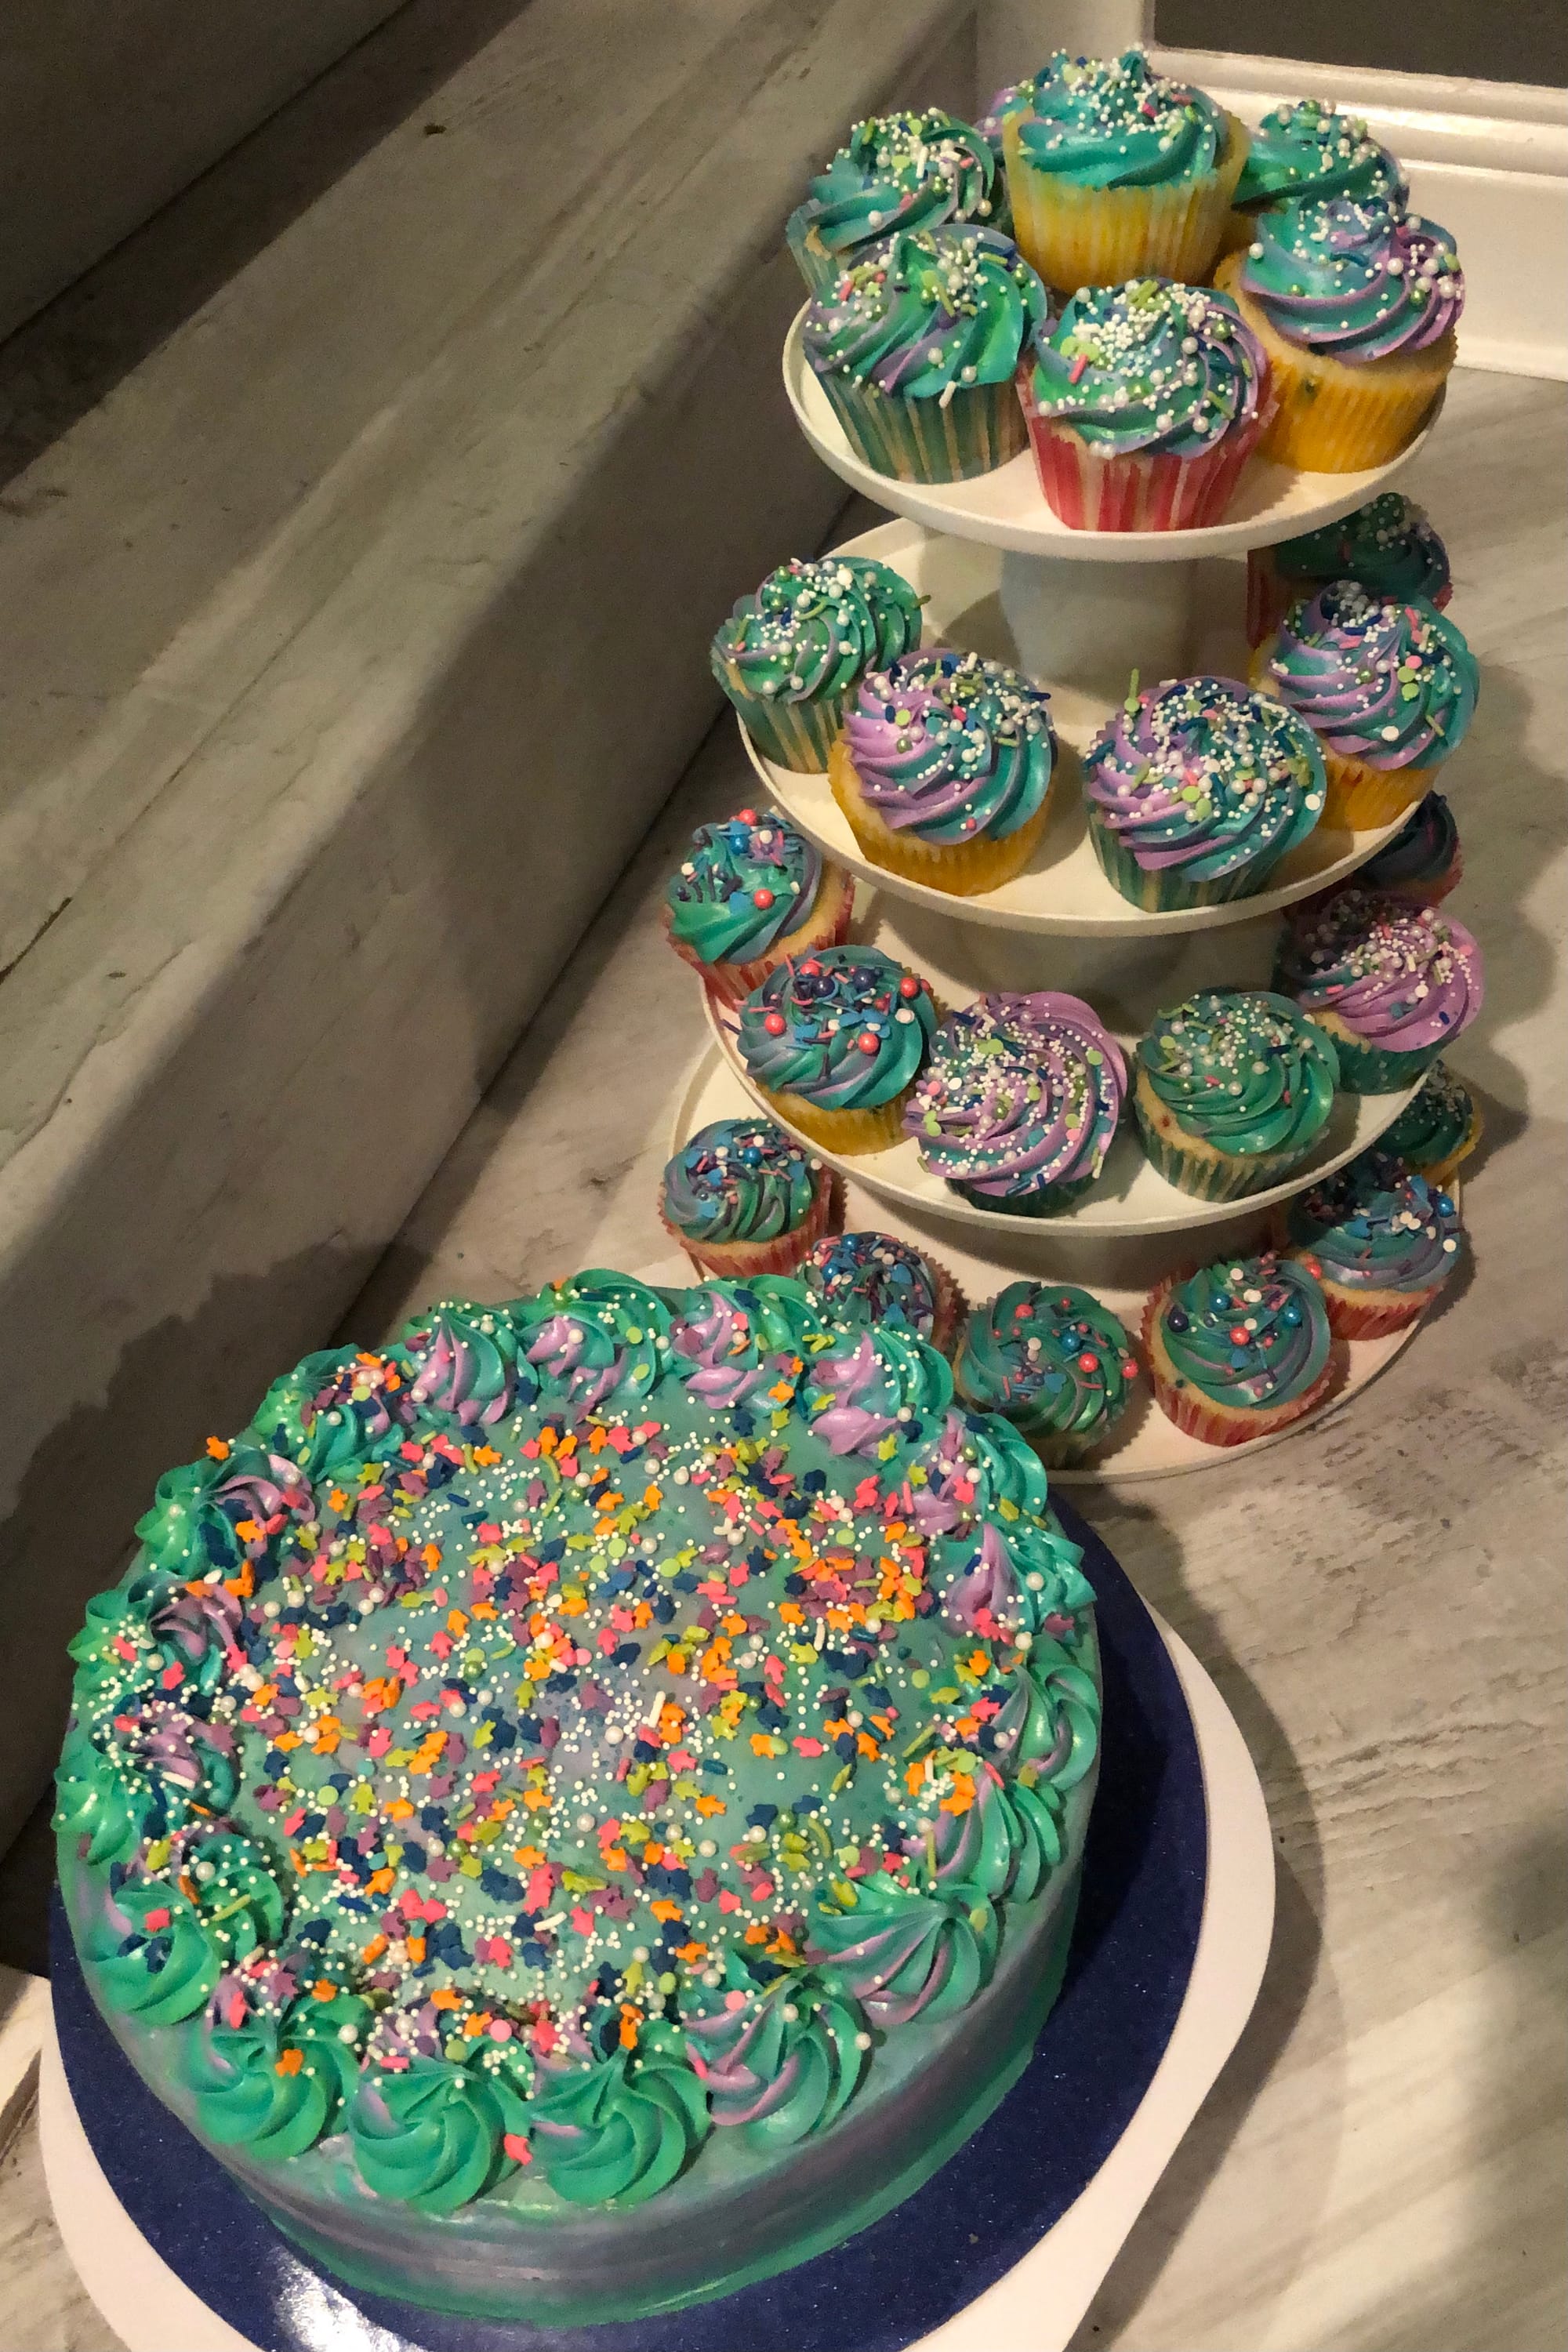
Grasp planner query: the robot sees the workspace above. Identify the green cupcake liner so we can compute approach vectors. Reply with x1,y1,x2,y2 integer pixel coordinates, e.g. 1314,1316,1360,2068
817,369,1027,485
1134,1098,1312,1201
719,673,844,773
1087,812,1283,913
953,1172,1095,1218
1312,1029,1443,1095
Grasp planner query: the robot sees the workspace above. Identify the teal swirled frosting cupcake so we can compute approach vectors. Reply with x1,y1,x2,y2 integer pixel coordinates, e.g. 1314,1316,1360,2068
904,990,1127,1216
664,808,853,1004
1000,49,1247,293
736,944,938,1154
1247,490,1450,648
1083,674,1324,909
802,1229,963,1351
1233,100,1404,214
831,648,1056,895
955,1280,1139,1463
787,110,1006,295
660,1116,833,1278
802,224,1047,484
1378,1058,1479,1186
1358,791,1462,906
712,553,923,772
1134,989,1340,1201
1025,280,1269,530
1283,1147,1463,1337
1144,1250,1334,1446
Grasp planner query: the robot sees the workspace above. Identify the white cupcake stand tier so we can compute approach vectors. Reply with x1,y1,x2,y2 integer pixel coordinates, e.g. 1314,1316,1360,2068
674,321,1467,1478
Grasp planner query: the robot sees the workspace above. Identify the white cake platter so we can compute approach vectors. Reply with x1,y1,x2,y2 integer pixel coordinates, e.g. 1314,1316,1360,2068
665,1051,1432,1483
38,1606,1275,2352
695,886,1422,1242
741,515,1407,939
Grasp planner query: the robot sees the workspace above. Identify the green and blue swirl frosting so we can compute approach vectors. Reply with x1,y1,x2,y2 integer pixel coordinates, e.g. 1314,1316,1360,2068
808,1875,1000,2026
738,946,937,1110
1265,583,1478,769
712,555,922,713
350,2054,524,2212
1008,49,1227,187
189,1985,371,2160
87,1876,221,2027
1235,99,1404,212
1238,196,1464,359
805,1324,955,1457
397,1301,519,1430
955,1281,1138,1446
666,1277,829,1409
512,1273,673,1414
790,110,1004,278
1086,674,1325,881
685,1954,867,2143
804,1231,943,1338
1271,493,1450,607
528,2028,709,2206
842,648,1054,843
666,813,826,964
938,1515,1094,1646
1157,1253,1331,1410
1287,1149,1462,1293
661,1117,820,1248
1379,1059,1475,1171
247,1346,402,1475
1138,990,1339,1158
803,224,1047,397
1033,281,1266,457
905,991,1126,1207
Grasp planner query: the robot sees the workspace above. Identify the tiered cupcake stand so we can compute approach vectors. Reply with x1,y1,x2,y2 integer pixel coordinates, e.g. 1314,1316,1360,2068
667,310,1458,1479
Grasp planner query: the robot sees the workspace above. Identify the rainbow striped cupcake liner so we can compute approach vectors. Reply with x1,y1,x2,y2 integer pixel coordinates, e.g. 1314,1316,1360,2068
1087,815,1278,912
722,679,843,774
818,370,1026,485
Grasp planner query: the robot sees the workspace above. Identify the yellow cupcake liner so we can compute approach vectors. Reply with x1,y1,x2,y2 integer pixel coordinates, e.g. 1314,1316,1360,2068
1250,641,1437,829
1003,112,1248,293
1214,256,1452,472
759,1083,912,1158
828,736,1047,896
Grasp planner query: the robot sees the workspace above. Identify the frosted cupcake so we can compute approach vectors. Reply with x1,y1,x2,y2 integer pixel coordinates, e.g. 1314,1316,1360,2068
665,809,854,1004
1274,887,1483,1091
1144,1251,1334,1446
1001,49,1247,293
830,648,1055,895
802,1230,964,1353
1282,1148,1464,1337
736,946,938,1154
659,1117,835,1278
786,110,1006,295
1378,1059,1482,1187
905,990,1126,1216
1226,98,1404,251
1254,582,1479,829
711,553,923,772
1356,791,1462,906
1083,675,1324,909
1134,990,1339,1200
1215,196,1462,470
1023,279,1269,531
955,1280,1139,1464
1247,489,1450,648
802,224,1047,484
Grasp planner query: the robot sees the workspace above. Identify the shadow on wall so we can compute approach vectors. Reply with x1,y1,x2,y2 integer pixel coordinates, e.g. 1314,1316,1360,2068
0,0,536,491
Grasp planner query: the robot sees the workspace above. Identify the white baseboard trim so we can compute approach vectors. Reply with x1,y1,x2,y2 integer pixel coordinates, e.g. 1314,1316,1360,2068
1149,45,1568,380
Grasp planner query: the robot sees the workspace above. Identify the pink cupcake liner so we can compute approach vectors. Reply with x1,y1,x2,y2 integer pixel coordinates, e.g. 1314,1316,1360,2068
1020,365,1269,534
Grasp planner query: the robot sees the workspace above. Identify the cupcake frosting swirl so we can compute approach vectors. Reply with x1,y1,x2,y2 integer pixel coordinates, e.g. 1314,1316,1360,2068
803,224,1047,396
906,991,1126,1202
712,555,923,713
1156,1252,1330,1408
1359,790,1460,894
1085,673,1324,880
956,1282,1138,1443
843,648,1054,844
1379,1060,1475,1171
660,1117,820,1247
803,1232,943,1338
1238,196,1464,360
1265,583,1478,770
795,110,1002,267
1286,1149,1462,1292
1235,99,1405,212
666,812,823,964
1007,48,1227,187
1276,888,1483,1054
1031,280,1267,459
1138,989,1339,1157
1271,492,1450,605
738,946,937,1111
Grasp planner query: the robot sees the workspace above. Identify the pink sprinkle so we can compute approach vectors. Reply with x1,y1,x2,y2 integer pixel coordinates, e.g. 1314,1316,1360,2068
1068,354,1089,383
793,1737,826,1758
488,2016,513,2038
724,1989,748,2012
143,1907,171,1932
503,2132,532,2162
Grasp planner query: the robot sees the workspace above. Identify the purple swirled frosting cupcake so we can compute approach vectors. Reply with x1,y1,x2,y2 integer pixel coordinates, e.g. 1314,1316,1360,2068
904,990,1127,1215
1274,885,1483,1091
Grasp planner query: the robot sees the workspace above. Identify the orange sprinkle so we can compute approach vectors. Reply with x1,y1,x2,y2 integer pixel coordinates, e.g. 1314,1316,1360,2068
275,2048,303,2076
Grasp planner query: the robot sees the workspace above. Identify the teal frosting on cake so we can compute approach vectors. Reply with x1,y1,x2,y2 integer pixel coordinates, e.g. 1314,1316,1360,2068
738,946,938,1111
1137,990,1339,1160
665,813,826,967
1233,99,1404,212
1270,493,1450,606
661,1119,822,1249
802,224,1047,397
955,1283,1138,1450
1031,281,1267,459
1007,49,1226,188
712,555,922,715
1285,1149,1462,1294
788,110,1004,281
57,1270,1099,2317
1155,1253,1330,1410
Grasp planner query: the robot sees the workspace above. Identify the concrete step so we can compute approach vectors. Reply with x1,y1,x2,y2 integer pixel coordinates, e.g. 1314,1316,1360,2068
0,0,978,1852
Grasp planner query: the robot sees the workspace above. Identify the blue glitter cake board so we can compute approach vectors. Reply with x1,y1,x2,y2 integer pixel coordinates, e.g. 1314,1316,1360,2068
49,1499,1207,2352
